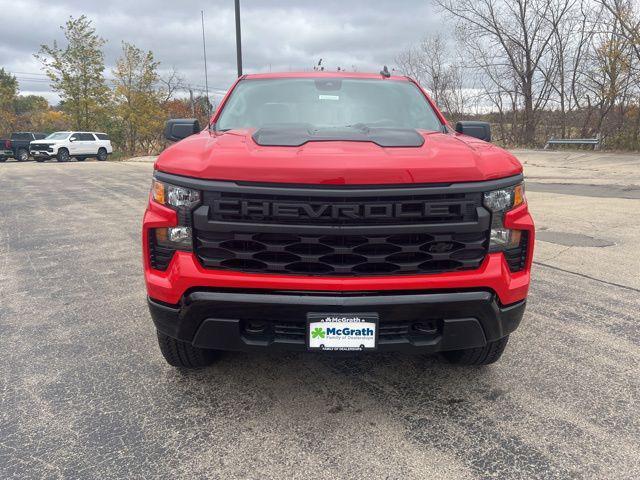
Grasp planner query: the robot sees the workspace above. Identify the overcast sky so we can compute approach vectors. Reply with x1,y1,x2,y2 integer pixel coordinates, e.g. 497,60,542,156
0,0,442,105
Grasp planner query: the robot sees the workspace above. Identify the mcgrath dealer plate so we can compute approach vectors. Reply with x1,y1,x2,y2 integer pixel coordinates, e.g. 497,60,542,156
307,313,378,351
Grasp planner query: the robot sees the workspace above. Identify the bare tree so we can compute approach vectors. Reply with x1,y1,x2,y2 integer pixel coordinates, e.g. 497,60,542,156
580,7,635,137
158,67,185,105
395,33,471,121
436,0,574,145
542,0,593,138
594,0,640,146
599,0,640,65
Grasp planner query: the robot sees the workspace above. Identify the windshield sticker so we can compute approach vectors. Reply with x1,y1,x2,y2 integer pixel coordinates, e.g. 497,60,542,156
319,94,340,101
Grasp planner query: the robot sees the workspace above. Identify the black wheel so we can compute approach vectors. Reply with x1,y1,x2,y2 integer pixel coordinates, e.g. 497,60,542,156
441,336,509,365
76,157,86,162
0,157,6,162
156,330,217,369
96,148,108,161
56,148,70,162
17,148,29,162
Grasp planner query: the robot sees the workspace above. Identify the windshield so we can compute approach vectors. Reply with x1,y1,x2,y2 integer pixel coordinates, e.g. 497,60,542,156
46,132,70,140
216,78,443,132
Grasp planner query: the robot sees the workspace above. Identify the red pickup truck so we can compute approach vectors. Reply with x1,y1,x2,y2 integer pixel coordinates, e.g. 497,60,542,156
143,72,534,368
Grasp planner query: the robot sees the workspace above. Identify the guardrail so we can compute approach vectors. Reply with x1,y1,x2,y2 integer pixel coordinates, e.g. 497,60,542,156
544,136,600,150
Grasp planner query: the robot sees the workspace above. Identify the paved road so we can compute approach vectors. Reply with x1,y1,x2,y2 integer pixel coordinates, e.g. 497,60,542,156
0,159,639,479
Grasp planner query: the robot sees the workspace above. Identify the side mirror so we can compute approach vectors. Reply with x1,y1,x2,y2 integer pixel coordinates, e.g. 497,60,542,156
164,119,201,142
69,137,77,142
455,121,491,142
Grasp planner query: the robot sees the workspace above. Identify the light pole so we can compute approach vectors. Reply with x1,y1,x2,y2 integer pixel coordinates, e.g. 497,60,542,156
235,0,243,77
201,10,211,117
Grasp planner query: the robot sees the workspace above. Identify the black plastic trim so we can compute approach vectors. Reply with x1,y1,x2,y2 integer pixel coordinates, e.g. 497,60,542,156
455,121,492,142
148,290,526,354
252,126,426,148
154,171,524,197
193,206,490,235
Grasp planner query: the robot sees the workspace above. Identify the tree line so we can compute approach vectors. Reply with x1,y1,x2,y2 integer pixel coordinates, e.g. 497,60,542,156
2,4,639,154
396,0,640,149
0,16,211,157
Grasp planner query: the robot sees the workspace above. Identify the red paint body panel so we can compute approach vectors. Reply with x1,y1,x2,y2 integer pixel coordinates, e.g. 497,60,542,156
154,129,522,185
142,198,534,306
143,72,534,308
155,73,521,185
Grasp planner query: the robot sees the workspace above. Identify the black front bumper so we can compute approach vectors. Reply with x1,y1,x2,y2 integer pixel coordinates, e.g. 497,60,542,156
148,290,526,354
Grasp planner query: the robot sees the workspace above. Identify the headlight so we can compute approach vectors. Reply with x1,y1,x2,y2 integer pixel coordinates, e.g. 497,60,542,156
152,179,201,209
483,183,526,252
154,227,193,251
148,180,200,270
483,184,525,212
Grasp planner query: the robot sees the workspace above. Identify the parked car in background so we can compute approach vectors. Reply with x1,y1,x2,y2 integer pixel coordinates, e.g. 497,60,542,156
30,131,113,162
0,132,48,162
0,140,12,160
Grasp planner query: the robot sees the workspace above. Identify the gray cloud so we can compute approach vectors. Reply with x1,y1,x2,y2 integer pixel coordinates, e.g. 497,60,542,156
0,0,442,104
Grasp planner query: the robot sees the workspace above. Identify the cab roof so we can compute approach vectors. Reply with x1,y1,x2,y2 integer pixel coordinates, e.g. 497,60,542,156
241,71,410,81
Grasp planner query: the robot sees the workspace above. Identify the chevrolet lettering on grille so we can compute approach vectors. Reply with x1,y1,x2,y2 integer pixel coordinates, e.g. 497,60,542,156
212,199,457,220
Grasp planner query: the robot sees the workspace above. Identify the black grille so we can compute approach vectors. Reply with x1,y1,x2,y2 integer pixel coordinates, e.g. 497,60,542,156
30,143,52,151
195,230,487,275
190,182,491,276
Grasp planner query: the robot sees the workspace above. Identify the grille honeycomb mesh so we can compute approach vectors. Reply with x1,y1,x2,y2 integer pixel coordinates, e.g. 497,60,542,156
196,230,487,275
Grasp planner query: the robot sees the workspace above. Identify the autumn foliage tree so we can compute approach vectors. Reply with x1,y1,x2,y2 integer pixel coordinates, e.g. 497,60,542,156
7,16,199,154
112,42,165,156
0,68,18,133
35,15,110,130
14,96,69,132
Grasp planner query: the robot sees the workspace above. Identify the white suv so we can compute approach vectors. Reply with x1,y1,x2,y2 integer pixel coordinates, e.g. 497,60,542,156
30,131,113,162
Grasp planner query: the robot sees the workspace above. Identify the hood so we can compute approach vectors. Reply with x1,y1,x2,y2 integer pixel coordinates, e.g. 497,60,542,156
154,129,522,185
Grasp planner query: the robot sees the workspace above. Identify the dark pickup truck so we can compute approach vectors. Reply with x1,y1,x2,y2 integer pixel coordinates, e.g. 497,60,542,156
0,132,48,162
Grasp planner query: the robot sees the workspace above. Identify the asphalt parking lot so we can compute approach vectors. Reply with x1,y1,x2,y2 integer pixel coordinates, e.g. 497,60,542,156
1,152,639,479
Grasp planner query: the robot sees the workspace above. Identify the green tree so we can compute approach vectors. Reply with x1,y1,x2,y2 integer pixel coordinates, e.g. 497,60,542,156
35,15,109,130
0,68,18,133
30,109,69,133
112,42,164,155
14,95,49,116
13,95,50,132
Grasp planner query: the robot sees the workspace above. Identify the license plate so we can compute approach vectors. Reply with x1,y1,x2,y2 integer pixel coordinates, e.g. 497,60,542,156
307,313,378,351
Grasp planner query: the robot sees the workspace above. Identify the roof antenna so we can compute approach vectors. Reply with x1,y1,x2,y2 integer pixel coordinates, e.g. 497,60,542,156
201,11,211,118
380,65,391,78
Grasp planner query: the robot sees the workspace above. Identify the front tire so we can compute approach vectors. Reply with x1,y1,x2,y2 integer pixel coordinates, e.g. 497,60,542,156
0,157,6,162
56,148,70,162
17,149,29,162
156,331,217,369
96,148,108,161
441,336,509,365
